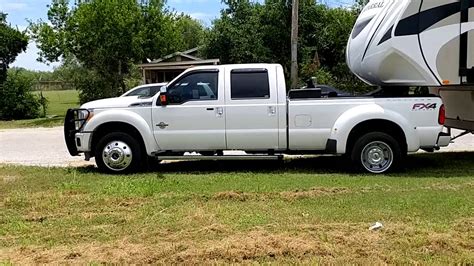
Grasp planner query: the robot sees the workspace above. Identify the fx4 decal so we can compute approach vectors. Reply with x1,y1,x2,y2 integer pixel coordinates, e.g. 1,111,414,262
412,103,437,111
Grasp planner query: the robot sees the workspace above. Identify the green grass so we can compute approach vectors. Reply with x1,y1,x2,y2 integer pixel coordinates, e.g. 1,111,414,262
1,152,473,264
36,90,80,117
0,90,79,129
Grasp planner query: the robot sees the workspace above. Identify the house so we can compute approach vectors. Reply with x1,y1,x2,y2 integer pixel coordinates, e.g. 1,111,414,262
138,47,220,84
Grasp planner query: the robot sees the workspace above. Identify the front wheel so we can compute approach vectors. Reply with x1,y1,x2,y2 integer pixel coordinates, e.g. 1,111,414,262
350,132,403,174
95,132,142,174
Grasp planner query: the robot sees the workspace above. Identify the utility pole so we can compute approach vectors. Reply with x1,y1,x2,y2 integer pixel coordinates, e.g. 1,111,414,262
290,0,299,90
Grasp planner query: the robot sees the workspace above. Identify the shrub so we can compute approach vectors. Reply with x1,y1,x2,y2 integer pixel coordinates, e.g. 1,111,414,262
74,69,117,104
0,70,41,120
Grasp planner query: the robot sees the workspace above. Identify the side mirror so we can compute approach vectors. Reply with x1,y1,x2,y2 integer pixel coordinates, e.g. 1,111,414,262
159,86,168,106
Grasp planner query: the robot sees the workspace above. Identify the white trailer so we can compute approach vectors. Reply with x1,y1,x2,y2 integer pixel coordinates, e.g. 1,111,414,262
347,0,474,132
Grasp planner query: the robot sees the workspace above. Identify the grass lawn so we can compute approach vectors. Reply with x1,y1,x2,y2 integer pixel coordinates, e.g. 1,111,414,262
0,90,79,129
36,90,80,117
0,152,473,264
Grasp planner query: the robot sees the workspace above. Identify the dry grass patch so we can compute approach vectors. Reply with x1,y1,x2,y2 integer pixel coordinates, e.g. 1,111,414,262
212,187,350,202
212,191,251,201
3,222,472,264
280,187,350,200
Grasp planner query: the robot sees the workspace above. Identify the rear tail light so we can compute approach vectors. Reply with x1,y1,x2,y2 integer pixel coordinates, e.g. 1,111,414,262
438,104,446,125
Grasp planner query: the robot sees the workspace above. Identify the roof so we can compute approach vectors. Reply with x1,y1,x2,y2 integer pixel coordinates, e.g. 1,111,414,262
150,47,202,64
138,59,220,69
138,46,220,69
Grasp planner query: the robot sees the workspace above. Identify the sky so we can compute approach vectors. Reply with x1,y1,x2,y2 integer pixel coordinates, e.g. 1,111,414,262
1,0,354,71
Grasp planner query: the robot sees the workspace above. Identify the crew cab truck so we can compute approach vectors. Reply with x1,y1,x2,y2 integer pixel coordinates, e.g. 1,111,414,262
65,64,450,174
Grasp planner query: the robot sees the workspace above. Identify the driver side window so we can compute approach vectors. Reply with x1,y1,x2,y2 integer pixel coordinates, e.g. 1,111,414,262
167,71,218,104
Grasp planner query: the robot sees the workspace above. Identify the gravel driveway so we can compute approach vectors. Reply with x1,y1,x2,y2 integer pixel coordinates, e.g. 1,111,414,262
0,127,94,167
1,126,473,167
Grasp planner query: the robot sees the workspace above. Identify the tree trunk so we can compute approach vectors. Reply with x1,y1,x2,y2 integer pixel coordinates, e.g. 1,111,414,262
290,0,299,90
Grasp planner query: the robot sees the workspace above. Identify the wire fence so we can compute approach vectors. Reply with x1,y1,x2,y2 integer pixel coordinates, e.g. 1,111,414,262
32,81,75,91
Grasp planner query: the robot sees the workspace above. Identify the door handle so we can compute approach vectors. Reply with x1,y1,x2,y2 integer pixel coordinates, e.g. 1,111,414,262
216,107,224,116
156,122,169,129
206,107,215,111
268,106,276,116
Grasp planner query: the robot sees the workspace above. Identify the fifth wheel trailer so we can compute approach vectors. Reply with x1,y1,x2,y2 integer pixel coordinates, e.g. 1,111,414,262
347,0,474,131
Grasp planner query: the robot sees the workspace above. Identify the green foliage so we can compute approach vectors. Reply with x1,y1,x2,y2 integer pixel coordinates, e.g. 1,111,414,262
8,67,56,85
69,0,143,94
52,60,116,103
0,14,38,120
30,0,207,102
0,13,28,83
124,64,145,91
354,0,370,13
204,1,372,93
140,0,180,60
0,70,41,120
204,0,283,65
175,14,208,51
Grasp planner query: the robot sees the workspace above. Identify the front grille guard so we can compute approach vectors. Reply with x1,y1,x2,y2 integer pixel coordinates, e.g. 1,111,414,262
64,109,91,156
67,108,91,132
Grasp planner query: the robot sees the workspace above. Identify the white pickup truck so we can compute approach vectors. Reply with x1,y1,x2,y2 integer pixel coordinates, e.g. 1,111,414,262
65,64,450,174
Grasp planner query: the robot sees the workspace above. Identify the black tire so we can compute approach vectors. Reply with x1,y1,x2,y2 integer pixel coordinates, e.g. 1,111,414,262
95,132,142,174
350,132,403,174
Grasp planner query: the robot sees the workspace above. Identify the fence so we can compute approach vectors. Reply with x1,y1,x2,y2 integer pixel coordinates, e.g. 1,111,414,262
33,81,75,91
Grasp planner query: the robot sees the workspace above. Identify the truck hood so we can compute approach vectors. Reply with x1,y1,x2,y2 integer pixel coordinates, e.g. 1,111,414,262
81,96,152,109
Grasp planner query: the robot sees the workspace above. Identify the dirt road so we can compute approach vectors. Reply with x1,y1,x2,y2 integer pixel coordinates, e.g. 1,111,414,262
1,126,473,167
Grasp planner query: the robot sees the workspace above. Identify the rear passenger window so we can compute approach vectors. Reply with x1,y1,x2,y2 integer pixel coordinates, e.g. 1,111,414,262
231,69,270,99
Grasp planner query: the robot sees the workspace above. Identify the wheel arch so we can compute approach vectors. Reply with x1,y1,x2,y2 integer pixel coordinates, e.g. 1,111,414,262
91,122,148,157
329,104,419,153
346,119,408,155
84,109,158,155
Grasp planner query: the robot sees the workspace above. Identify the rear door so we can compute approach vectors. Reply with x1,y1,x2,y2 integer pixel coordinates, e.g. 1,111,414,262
224,66,279,150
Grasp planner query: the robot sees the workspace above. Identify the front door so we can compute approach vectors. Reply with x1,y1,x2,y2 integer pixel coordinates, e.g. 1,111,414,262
151,69,226,151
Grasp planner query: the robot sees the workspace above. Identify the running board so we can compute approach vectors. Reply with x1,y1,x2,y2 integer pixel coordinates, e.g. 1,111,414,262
156,155,283,161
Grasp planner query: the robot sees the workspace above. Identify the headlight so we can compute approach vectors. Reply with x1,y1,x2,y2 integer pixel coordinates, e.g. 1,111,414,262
76,109,94,130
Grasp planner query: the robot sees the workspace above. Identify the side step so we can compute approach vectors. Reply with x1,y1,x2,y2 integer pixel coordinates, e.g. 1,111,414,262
156,155,283,161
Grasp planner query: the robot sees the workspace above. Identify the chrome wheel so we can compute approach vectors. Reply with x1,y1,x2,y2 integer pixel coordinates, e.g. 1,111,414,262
102,140,133,171
360,141,393,174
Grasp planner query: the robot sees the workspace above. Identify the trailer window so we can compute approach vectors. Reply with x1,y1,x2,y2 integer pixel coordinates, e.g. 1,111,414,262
231,69,270,99
351,17,373,39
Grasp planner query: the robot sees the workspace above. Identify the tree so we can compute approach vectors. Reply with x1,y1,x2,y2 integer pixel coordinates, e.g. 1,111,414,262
30,0,144,100
203,0,372,93
0,13,40,120
175,14,207,50
354,0,370,13
30,0,207,102
204,0,278,64
0,12,28,83
140,0,181,61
